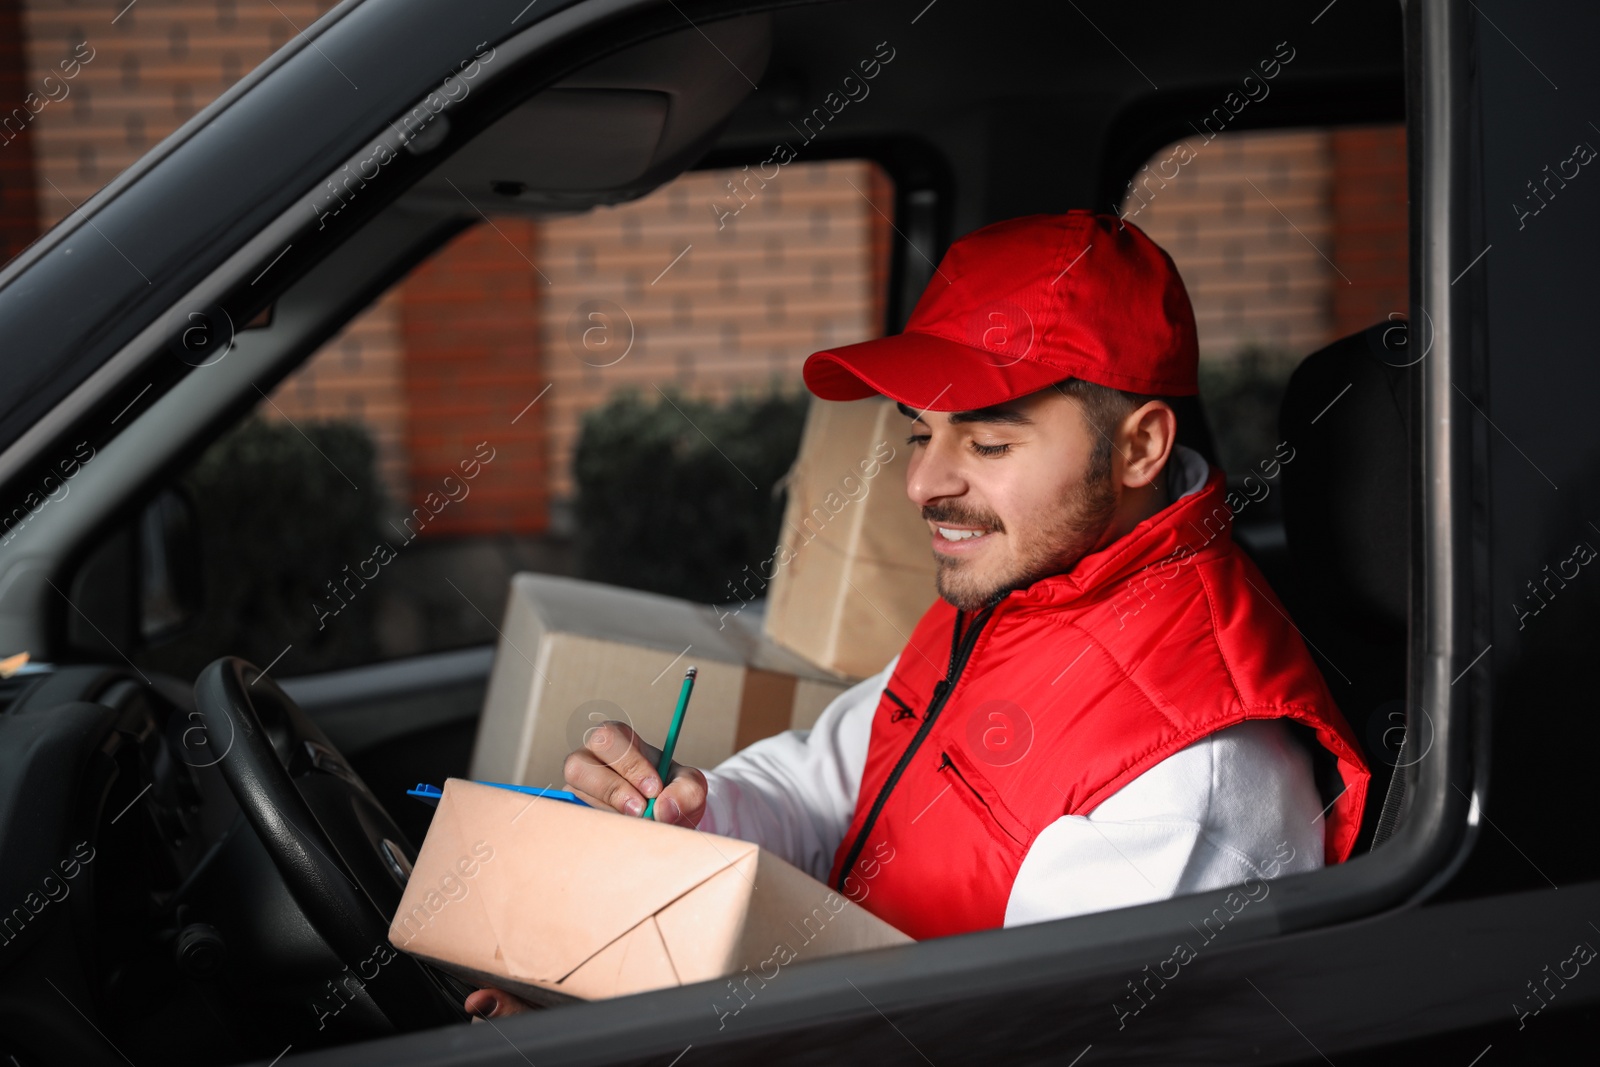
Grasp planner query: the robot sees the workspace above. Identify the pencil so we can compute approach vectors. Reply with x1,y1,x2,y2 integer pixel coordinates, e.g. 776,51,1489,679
643,665,697,819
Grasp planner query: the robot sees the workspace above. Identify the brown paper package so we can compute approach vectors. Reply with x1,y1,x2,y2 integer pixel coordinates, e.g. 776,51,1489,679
469,574,854,794
764,396,938,679
388,779,911,1006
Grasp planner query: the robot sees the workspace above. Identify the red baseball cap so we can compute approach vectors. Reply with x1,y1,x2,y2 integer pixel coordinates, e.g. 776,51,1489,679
803,211,1198,410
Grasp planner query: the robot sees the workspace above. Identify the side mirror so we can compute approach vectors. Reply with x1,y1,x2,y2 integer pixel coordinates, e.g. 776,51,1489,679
67,488,205,655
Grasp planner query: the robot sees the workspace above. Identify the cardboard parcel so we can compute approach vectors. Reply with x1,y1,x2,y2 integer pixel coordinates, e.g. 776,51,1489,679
389,779,911,1005
763,396,939,679
469,573,854,794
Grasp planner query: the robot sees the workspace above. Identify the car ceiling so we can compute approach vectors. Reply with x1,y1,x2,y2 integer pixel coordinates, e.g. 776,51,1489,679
407,0,1404,236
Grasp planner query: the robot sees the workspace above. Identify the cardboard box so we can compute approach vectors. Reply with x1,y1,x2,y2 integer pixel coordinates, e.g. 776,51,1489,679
469,574,853,792
389,779,910,1004
763,397,938,680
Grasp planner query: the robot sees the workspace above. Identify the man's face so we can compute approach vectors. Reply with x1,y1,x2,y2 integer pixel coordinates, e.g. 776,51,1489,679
900,388,1119,612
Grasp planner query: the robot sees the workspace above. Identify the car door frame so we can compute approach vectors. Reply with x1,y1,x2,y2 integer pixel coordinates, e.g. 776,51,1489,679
0,0,1501,1062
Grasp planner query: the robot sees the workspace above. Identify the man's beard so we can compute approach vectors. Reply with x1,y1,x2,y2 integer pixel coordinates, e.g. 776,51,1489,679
926,460,1119,613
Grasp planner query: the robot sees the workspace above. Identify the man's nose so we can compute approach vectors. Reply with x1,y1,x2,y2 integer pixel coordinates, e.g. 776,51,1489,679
905,436,968,509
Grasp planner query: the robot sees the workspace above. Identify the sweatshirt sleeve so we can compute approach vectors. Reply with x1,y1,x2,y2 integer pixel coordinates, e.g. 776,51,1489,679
695,655,895,883
1003,718,1326,927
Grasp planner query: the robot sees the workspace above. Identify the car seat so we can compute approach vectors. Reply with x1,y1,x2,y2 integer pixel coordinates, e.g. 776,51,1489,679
1278,319,1412,855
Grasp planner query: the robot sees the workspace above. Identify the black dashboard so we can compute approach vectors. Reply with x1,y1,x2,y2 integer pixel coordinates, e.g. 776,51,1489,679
0,665,403,1067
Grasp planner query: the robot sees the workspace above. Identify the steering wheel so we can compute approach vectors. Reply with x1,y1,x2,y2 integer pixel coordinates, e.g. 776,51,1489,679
194,657,467,1030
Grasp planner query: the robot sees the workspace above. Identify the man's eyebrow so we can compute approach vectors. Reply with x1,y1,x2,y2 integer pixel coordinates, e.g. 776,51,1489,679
895,400,1032,426
949,407,1033,426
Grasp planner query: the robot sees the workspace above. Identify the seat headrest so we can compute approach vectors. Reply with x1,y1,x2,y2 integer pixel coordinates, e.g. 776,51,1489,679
1278,321,1411,637
1168,393,1220,470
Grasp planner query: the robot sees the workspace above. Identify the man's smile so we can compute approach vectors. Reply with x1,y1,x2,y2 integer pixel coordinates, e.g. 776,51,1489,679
931,521,997,554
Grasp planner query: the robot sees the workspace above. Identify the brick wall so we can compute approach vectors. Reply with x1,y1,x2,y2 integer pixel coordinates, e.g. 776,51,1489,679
399,220,548,535
1125,124,1408,362
536,159,886,501
12,2,884,532
1329,125,1409,336
22,0,338,225
272,290,408,500
1125,128,1338,361
295,157,883,529
0,0,40,262
274,157,884,527
18,0,403,500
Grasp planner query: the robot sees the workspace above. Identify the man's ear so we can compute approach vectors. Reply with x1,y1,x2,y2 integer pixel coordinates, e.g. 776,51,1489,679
1116,401,1177,490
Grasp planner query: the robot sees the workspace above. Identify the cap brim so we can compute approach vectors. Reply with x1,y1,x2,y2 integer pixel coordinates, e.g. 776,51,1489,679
803,331,1069,412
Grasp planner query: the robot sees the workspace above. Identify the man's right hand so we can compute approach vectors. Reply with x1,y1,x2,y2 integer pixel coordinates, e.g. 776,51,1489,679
563,720,707,827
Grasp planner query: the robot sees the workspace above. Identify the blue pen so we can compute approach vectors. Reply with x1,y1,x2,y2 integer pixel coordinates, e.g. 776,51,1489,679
406,781,590,807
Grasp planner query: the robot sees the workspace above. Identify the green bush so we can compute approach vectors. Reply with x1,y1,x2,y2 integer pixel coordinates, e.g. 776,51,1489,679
573,386,809,603
1197,345,1301,476
136,416,388,681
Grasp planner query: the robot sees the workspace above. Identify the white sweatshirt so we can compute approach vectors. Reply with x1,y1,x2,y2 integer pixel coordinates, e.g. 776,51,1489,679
697,446,1328,929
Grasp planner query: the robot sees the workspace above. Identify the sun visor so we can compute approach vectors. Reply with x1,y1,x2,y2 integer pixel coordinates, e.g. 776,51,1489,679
401,13,771,214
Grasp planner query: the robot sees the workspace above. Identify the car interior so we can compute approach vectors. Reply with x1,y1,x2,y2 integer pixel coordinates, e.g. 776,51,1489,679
0,1,1420,1063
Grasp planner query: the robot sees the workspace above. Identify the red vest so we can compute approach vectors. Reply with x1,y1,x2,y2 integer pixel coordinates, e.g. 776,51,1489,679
827,468,1370,940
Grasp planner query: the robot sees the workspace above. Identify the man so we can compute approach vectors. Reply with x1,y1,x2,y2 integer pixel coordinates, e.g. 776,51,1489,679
465,211,1369,1020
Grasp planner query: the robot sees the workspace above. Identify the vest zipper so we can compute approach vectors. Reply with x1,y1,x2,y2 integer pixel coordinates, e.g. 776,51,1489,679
834,594,1006,890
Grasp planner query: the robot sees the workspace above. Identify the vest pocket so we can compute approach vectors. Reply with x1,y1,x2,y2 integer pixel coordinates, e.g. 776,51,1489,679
937,747,1030,848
